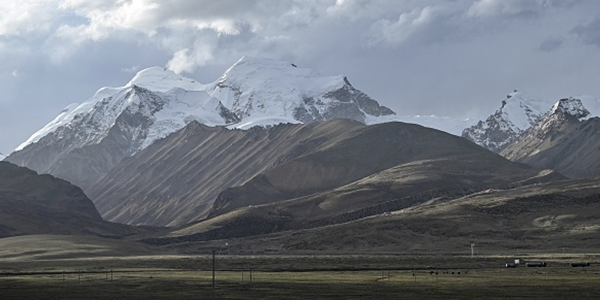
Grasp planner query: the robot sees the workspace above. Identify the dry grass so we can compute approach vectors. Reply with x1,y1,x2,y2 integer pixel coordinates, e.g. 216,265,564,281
2,253,600,299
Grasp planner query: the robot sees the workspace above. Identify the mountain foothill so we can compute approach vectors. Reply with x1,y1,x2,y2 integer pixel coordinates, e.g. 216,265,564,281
2,57,600,254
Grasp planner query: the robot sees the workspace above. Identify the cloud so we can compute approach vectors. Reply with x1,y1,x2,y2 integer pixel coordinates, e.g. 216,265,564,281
0,0,57,36
572,15,600,47
538,36,564,52
366,5,466,47
467,0,548,18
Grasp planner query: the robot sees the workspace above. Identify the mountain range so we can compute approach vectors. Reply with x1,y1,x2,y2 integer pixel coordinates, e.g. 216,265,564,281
501,97,600,178
6,57,394,191
3,56,600,254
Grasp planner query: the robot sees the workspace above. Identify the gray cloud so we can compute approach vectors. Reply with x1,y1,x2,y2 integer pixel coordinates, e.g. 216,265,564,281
538,36,564,52
572,15,600,47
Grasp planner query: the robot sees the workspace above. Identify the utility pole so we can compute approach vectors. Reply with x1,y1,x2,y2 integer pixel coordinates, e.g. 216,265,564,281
212,250,216,300
471,243,475,258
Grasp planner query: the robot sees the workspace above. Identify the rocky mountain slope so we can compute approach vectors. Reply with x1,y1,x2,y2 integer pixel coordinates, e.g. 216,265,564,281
0,161,139,238
87,119,366,227
462,90,552,153
114,119,561,229
6,57,394,190
501,98,600,178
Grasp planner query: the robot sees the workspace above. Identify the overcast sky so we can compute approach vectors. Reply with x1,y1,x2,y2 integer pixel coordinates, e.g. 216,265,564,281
1,0,600,155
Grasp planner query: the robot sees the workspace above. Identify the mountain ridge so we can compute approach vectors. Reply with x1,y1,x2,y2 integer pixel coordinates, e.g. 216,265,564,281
501,97,600,178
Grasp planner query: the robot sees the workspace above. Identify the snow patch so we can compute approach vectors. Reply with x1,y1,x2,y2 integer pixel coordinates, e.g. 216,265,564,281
228,115,301,130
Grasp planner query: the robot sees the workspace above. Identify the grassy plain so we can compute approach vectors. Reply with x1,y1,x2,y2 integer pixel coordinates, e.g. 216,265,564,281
2,253,600,300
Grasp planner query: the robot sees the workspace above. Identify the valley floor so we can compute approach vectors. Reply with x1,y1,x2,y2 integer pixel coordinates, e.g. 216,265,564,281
1,254,599,299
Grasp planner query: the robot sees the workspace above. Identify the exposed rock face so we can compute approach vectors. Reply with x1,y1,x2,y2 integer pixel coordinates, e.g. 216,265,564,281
294,79,395,123
462,90,552,152
501,98,600,178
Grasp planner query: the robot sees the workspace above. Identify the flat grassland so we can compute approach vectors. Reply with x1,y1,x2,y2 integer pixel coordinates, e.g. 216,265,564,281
2,254,599,300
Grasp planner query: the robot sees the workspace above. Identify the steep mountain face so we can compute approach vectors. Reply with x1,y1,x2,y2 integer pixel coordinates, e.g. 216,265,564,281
6,57,394,190
87,119,366,226
501,97,600,178
6,72,236,189
100,118,559,228
462,90,552,152
0,161,137,238
208,121,561,218
144,122,562,245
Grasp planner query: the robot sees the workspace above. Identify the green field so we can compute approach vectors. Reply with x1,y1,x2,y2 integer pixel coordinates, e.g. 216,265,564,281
2,254,599,299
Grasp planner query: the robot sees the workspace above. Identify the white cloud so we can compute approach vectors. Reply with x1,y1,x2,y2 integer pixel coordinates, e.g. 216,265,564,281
0,0,57,36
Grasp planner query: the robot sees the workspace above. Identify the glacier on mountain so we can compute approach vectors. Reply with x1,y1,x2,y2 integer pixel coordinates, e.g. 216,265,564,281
461,90,554,152
15,57,396,155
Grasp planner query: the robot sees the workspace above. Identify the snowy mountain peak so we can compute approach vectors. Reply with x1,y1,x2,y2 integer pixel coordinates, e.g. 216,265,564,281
10,56,395,188
0,152,5,161
500,89,551,130
208,56,394,123
219,56,328,83
209,56,345,111
127,67,206,92
462,89,553,152
550,97,590,119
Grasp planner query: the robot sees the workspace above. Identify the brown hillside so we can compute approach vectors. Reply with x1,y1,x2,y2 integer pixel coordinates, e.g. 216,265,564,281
0,161,142,238
88,119,365,227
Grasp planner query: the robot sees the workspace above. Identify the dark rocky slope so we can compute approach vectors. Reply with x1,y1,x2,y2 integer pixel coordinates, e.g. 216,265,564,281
0,161,140,238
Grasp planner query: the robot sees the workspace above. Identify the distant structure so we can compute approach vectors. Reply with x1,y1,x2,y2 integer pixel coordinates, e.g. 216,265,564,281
471,243,475,258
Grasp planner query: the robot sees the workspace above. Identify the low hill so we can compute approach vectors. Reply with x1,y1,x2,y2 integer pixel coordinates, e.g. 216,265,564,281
0,235,160,261
0,161,141,238
157,178,600,254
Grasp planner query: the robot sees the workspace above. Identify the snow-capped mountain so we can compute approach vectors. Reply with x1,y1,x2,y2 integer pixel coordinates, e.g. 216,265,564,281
6,56,395,189
461,90,554,152
501,97,600,178
15,67,235,153
0,152,5,161
208,56,394,125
